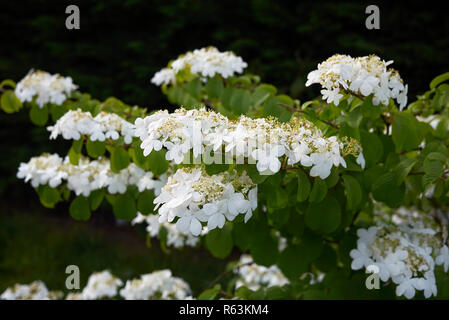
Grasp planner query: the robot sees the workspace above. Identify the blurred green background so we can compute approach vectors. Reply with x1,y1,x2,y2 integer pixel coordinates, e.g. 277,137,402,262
0,0,448,296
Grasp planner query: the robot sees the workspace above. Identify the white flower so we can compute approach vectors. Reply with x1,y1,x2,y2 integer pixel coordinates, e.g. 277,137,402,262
15,70,77,108
351,207,446,299
151,68,176,86
321,88,343,105
132,213,201,249
81,270,123,300
17,154,164,197
436,245,449,272
134,108,361,179
356,152,366,169
234,254,289,291
48,109,135,143
307,54,408,109
119,270,191,300
153,166,257,236
350,243,373,270
1,281,54,300
151,46,248,86
252,144,285,174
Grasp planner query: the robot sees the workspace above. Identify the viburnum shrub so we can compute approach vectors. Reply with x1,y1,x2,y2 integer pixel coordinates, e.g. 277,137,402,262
2,47,449,300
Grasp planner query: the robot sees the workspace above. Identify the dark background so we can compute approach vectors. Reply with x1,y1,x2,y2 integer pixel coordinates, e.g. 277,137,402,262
1,0,448,204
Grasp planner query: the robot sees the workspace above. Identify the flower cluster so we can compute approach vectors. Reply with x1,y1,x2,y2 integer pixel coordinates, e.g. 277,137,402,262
48,109,135,144
306,54,408,110
14,70,77,108
151,46,247,86
1,281,62,300
2,270,192,300
154,166,257,236
119,270,192,300
78,270,123,300
135,108,362,179
16,153,165,197
132,212,203,248
234,254,289,291
350,207,449,299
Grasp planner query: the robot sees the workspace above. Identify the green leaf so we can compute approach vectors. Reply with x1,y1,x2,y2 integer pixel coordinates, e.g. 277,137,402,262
37,185,61,208
277,245,308,280
89,189,105,211
29,103,49,126
392,113,422,152
50,103,68,122
147,149,169,175
205,76,224,99
137,190,155,214
198,284,221,300
205,226,234,259
72,138,83,153
0,79,16,89
110,146,130,173
249,234,279,266
372,172,405,208
315,244,337,272
341,175,362,210
68,146,81,165
69,196,91,221
256,84,277,95
430,72,449,89
297,169,311,202
113,192,137,221
360,130,383,168
86,140,106,158
423,159,444,189
184,78,202,100
229,88,251,114
308,178,327,203
346,107,363,128
251,84,275,107
305,196,341,234
245,165,268,184
1,90,22,113
392,158,417,185
220,87,234,111
205,163,229,175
